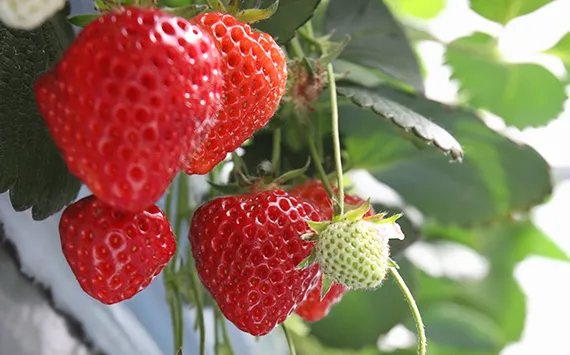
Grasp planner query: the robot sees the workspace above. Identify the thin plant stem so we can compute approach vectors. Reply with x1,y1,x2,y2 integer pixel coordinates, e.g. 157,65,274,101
272,128,282,176
187,249,206,355
304,129,335,199
289,36,306,58
389,267,427,355
281,324,297,355
326,63,344,216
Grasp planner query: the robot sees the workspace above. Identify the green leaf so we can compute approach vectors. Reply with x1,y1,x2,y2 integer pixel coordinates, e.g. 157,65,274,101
422,303,504,350
68,14,99,27
446,32,566,128
339,85,552,225
470,0,553,25
385,0,446,19
0,11,81,219
254,0,321,44
544,32,570,74
310,260,416,349
337,84,463,161
324,0,424,92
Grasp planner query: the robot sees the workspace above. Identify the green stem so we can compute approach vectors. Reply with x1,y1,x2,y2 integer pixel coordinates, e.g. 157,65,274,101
389,267,427,355
326,63,344,216
187,249,206,355
305,129,335,199
215,306,234,355
213,307,220,354
289,36,306,58
163,181,184,352
281,324,297,355
272,128,282,176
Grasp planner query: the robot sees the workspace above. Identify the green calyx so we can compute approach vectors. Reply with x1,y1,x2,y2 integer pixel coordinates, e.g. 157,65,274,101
206,0,279,24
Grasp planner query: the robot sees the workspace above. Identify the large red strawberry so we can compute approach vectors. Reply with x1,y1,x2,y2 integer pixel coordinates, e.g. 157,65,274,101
59,195,176,305
35,7,223,212
183,12,287,175
289,180,375,321
189,189,323,335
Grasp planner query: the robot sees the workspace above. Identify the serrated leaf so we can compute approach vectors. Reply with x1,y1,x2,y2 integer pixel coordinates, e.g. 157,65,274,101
310,260,416,349
253,0,321,44
446,32,566,128
324,0,424,92
470,0,553,25
337,84,463,161
339,85,551,226
0,11,81,219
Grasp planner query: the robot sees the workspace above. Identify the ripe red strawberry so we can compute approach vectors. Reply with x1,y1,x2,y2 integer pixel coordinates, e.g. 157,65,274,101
35,7,222,212
183,12,287,175
189,189,323,335
59,195,176,305
289,180,375,321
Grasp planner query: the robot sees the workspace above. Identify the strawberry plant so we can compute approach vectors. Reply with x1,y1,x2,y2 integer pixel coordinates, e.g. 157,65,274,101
1,0,568,354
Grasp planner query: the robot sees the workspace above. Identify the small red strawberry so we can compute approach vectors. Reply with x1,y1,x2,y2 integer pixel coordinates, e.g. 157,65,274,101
59,194,176,305
183,12,287,175
35,7,223,212
289,180,374,321
294,278,347,322
189,189,323,335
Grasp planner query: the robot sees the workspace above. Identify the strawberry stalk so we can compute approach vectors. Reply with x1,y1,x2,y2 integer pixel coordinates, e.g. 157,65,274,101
282,324,297,355
326,63,345,217
389,266,427,355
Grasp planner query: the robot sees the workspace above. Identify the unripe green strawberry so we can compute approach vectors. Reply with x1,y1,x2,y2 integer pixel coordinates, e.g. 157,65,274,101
315,220,396,289
300,200,404,292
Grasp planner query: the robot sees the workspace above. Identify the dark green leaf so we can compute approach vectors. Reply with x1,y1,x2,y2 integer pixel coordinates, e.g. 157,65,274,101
324,0,424,92
470,0,552,24
337,84,463,161
446,33,566,128
0,11,81,219
422,303,504,350
254,0,322,44
310,261,416,349
338,85,552,225
385,0,446,19
68,14,99,27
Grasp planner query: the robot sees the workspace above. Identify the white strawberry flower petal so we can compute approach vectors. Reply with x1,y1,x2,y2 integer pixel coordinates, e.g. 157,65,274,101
0,0,66,30
373,222,405,240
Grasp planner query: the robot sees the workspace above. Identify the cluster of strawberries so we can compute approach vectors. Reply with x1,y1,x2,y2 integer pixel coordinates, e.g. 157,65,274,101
34,5,364,335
